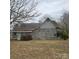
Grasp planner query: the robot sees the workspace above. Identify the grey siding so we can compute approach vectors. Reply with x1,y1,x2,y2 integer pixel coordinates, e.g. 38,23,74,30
32,28,57,40
32,20,57,40
40,21,56,29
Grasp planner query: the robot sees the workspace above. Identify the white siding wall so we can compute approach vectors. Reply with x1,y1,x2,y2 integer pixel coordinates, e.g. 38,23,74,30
40,21,56,29
32,29,57,40
32,20,57,40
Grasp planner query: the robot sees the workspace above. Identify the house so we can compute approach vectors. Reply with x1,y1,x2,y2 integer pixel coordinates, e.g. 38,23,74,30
10,17,58,40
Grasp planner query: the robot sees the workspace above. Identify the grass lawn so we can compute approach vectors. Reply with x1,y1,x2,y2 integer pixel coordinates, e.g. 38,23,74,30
10,40,69,59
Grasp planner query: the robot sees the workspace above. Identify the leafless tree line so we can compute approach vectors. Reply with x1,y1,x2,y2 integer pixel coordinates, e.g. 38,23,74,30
57,11,69,40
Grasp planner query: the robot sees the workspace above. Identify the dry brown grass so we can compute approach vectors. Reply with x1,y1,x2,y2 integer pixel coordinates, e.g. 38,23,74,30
10,40,69,59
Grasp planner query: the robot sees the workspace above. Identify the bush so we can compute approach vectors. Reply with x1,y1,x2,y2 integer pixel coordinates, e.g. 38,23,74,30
57,30,68,40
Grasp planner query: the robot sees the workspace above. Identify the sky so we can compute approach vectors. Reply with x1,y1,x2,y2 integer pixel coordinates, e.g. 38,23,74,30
27,0,69,23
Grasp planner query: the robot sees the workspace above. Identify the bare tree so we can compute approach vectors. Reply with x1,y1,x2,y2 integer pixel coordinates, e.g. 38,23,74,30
10,0,40,25
61,11,69,31
57,11,69,40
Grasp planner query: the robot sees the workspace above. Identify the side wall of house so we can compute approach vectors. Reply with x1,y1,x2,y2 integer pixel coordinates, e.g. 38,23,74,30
32,29,57,40
32,20,57,40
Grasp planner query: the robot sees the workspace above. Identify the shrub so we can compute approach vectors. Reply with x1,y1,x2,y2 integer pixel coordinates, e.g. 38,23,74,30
57,30,68,40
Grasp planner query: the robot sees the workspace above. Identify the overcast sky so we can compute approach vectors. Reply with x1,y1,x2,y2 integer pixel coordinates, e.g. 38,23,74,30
27,0,69,23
